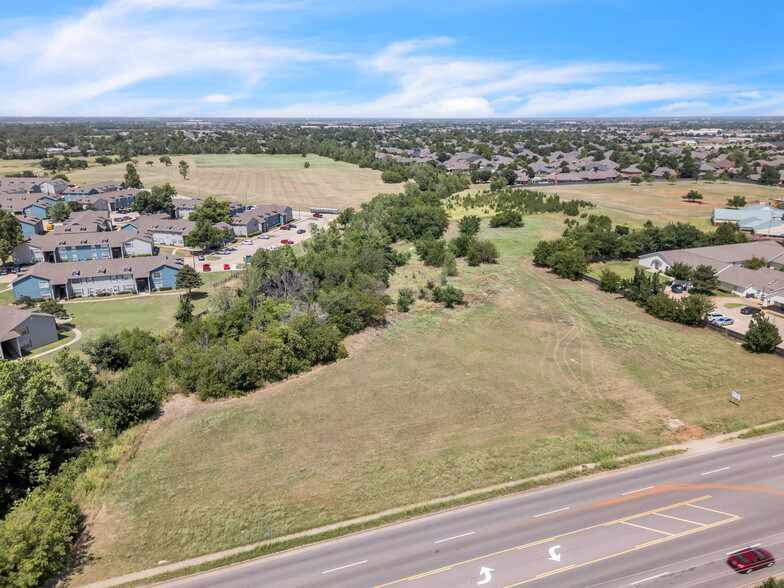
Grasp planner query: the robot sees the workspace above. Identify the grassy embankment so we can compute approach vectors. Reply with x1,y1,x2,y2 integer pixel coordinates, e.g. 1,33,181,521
65,207,784,585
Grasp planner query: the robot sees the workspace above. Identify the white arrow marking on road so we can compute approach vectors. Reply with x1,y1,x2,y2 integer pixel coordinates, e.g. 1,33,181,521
548,545,562,562
477,566,494,585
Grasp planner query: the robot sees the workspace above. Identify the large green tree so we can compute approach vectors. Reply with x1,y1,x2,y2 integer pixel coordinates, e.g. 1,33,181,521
188,196,231,224
175,264,203,293
0,211,24,265
48,201,70,223
123,163,142,189
726,195,746,209
184,218,230,249
0,360,73,514
133,183,176,214
690,264,719,294
760,165,781,186
54,348,94,399
178,160,190,180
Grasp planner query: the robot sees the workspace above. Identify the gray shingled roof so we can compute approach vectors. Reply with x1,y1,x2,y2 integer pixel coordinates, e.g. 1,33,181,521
0,306,54,343
25,229,151,250
13,255,184,285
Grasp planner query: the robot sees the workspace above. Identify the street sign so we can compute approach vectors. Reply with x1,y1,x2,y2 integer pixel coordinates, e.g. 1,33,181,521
730,390,741,405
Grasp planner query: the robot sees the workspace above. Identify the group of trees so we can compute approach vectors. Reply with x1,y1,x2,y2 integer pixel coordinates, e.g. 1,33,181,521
133,182,176,213
0,210,24,265
452,188,594,218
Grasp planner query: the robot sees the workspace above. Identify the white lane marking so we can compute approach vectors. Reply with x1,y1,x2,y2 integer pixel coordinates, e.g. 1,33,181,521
534,507,570,518
700,466,730,476
622,486,654,496
434,531,475,544
772,453,784,458
630,571,669,585
727,543,761,555
322,560,368,574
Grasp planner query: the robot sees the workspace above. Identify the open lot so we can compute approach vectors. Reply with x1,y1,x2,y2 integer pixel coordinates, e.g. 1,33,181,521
65,213,784,586
49,154,401,212
537,180,784,230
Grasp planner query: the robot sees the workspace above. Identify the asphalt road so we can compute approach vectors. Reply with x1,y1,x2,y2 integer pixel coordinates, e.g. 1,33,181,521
152,435,784,588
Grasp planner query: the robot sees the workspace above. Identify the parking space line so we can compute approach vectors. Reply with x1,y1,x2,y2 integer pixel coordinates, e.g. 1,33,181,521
686,503,737,517
621,521,673,536
653,512,703,526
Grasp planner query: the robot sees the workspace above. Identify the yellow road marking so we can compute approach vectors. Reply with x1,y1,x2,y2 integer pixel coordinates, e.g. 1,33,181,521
620,521,673,536
653,512,703,526
372,496,714,587
504,516,740,587
534,564,576,579
686,502,738,517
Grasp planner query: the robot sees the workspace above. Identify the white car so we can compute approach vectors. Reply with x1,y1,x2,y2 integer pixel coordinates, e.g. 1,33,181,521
258,234,270,240
242,240,254,245
267,245,279,251
706,312,724,323
714,317,735,327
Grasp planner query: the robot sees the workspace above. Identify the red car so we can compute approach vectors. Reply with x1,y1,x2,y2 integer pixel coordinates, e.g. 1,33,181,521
280,239,294,245
223,263,230,270
280,225,291,230
313,213,323,218
727,547,775,574
202,263,211,272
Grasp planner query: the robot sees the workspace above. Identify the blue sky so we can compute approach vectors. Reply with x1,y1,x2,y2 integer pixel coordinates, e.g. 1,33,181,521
1,0,783,117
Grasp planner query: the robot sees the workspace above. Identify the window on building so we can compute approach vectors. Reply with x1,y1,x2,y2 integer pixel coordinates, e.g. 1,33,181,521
15,326,29,336
38,281,48,288
152,271,162,279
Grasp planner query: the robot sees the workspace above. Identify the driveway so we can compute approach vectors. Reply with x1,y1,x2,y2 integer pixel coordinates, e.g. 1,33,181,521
193,213,337,273
711,298,784,347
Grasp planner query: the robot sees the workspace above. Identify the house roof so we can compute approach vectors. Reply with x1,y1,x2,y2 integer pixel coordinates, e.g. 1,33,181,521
715,265,784,294
641,241,784,272
127,214,195,235
24,229,151,250
55,210,113,233
13,254,184,285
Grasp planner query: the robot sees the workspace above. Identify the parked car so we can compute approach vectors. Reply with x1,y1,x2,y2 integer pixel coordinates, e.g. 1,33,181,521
242,240,254,245
287,224,297,228
706,312,724,323
740,306,762,315
297,229,306,234
258,234,270,239
202,263,211,272
0,268,8,276
223,263,230,270
280,225,291,230
11,266,19,274
197,255,205,261
267,245,279,251
122,216,133,221
313,213,323,218
113,217,123,222
671,285,684,293
727,547,775,574
714,317,735,326
280,239,294,244
216,249,230,255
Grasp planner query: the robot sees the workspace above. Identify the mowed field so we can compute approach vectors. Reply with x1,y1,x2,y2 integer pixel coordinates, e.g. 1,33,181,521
537,180,784,229
66,213,784,585
2,154,399,212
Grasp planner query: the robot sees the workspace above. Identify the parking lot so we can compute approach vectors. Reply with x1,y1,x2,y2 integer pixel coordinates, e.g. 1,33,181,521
194,213,336,273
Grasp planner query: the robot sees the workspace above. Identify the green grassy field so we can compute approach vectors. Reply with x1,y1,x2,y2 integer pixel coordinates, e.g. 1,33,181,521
66,213,784,585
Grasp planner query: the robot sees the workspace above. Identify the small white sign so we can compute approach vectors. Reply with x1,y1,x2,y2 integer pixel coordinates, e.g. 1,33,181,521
731,390,742,402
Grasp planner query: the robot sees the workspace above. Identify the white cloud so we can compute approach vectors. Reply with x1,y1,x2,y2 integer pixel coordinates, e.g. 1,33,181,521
656,100,711,112
203,94,249,104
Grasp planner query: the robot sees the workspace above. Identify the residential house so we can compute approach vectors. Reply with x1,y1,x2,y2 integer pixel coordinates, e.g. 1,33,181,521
638,241,784,274
651,167,677,179
62,180,125,202
620,165,643,178
13,230,154,264
0,306,58,359
121,214,195,246
55,210,113,233
229,204,293,236
19,216,45,238
171,197,203,219
12,255,184,300
0,193,52,219
76,188,144,212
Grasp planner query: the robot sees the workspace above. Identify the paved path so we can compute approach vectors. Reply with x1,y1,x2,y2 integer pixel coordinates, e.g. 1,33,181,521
27,326,81,359
78,423,784,588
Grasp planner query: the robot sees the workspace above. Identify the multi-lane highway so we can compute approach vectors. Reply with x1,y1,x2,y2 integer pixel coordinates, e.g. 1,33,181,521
152,435,784,588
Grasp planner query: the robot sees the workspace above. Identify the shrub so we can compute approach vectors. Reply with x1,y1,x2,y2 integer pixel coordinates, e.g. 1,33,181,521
82,333,131,371
415,237,447,267
489,210,524,228
465,239,499,266
396,288,414,312
54,348,94,399
598,268,621,293
38,299,67,318
89,369,160,433
548,249,588,280
431,284,465,308
0,486,79,587
744,314,782,353
645,292,680,322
